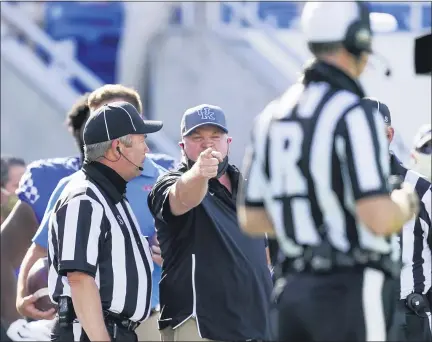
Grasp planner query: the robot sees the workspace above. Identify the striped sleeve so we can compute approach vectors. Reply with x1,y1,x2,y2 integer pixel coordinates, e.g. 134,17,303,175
338,103,390,200
54,195,104,277
421,185,432,248
422,185,432,223
240,109,273,207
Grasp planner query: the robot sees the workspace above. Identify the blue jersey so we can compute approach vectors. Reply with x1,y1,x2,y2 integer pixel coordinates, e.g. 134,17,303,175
146,153,177,171
32,153,175,309
16,157,81,223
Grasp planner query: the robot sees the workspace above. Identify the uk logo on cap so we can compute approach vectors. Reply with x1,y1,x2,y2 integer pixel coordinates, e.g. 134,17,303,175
197,107,215,120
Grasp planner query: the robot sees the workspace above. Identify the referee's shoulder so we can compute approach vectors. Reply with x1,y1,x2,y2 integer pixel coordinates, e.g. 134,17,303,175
405,168,432,197
58,171,103,208
333,90,376,128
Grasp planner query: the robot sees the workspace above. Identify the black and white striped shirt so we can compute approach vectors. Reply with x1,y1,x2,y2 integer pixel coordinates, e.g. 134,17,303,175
241,61,396,272
47,162,153,322
391,154,432,299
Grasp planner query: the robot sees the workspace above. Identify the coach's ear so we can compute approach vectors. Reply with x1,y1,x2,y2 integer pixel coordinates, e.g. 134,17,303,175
227,137,233,144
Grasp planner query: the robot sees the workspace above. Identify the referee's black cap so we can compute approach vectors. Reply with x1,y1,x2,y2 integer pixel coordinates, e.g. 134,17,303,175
361,97,391,125
83,101,163,145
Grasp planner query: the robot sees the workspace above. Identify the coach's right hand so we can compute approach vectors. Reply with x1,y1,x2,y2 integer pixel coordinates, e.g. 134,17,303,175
194,148,222,179
391,182,420,223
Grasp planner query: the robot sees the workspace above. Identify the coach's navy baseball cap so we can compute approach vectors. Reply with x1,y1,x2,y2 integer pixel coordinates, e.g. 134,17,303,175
83,101,163,145
181,104,228,137
361,97,392,125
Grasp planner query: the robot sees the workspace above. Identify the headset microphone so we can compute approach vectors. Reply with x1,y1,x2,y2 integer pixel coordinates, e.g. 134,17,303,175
371,52,392,77
116,147,144,171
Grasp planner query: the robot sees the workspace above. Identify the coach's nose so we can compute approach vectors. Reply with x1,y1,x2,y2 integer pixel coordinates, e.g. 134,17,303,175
202,139,215,149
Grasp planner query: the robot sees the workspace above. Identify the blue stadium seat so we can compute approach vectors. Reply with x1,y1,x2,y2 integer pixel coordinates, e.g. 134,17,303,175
422,4,431,29
170,5,183,25
257,2,301,28
44,1,124,84
217,1,426,31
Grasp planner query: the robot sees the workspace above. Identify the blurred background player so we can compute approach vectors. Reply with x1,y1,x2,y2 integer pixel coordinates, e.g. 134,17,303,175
0,94,89,340
15,85,175,342
1,156,25,224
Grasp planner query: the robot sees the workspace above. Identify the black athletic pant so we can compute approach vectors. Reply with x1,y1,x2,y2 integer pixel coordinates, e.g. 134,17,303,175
50,317,138,342
390,297,431,342
271,267,398,341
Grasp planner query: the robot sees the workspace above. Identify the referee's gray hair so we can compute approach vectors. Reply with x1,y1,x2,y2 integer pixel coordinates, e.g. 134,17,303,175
84,134,133,162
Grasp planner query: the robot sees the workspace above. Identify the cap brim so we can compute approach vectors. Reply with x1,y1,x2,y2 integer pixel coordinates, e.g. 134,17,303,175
370,13,398,33
137,120,163,134
416,133,432,148
182,122,228,137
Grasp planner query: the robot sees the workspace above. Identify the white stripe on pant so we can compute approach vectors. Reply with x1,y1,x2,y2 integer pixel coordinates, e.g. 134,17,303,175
362,268,386,341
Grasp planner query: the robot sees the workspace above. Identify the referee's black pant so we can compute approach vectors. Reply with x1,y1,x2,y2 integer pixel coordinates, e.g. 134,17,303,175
390,293,432,342
50,316,138,342
271,267,398,341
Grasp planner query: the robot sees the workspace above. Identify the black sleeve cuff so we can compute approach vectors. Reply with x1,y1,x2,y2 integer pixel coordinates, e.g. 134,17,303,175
244,199,265,208
160,188,189,224
58,261,97,278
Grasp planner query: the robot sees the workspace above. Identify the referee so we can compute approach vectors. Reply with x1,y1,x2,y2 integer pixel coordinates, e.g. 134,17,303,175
48,102,162,341
362,98,432,341
237,2,420,341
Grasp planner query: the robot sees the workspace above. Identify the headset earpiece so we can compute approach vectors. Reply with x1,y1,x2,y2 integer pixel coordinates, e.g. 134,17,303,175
343,1,372,58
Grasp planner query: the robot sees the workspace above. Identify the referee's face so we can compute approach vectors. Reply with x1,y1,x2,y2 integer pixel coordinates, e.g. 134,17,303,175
183,125,230,162
120,134,149,179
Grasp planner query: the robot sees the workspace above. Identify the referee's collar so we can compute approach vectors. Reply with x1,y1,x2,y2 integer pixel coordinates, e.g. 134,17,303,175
82,161,127,203
302,61,365,98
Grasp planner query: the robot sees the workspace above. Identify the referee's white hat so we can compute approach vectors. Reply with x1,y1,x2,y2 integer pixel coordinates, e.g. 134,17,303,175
301,2,398,44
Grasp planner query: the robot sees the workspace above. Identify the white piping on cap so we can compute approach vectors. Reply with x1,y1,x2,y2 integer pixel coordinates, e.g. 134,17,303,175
117,106,136,132
103,107,111,140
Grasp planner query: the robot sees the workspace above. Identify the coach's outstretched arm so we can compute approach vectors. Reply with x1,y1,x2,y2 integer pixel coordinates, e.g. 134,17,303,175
169,148,222,216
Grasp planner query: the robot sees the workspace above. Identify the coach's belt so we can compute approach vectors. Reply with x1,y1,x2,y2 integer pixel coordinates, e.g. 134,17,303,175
103,310,140,331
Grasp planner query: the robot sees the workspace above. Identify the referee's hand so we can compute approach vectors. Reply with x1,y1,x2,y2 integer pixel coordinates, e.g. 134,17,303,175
195,148,222,179
391,182,420,222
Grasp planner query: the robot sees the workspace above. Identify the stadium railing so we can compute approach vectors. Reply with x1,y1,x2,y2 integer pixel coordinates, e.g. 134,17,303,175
0,1,179,159
208,2,304,85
